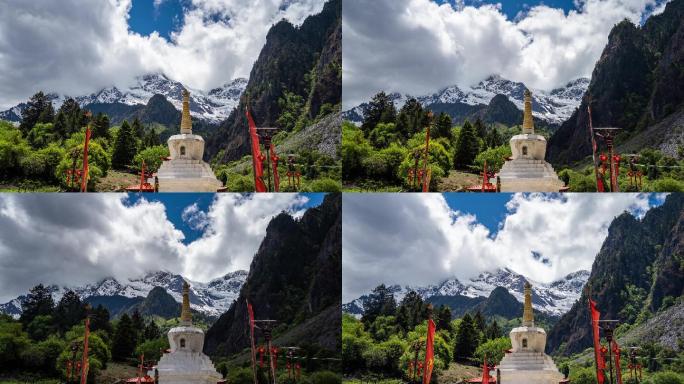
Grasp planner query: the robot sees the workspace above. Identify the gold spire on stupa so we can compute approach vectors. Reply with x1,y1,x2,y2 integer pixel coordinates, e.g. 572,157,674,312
522,89,534,135
181,280,192,325
522,281,534,327
180,89,192,134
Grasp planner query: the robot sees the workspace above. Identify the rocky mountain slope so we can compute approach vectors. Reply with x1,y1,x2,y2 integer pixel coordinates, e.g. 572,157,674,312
548,0,684,164
204,194,341,357
547,193,684,355
343,268,589,318
0,270,247,318
343,76,589,127
206,0,341,162
0,73,246,124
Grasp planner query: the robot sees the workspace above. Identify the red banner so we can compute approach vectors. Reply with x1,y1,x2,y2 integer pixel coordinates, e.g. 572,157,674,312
482,355,490,384
247,300,258,384
423,318,436,384
246,108,267,192
590,298,606,384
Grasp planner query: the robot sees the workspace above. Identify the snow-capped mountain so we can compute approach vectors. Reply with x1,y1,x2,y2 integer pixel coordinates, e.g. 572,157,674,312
343,76,589,126
343,268,590,318
0,270,247,318
0,74,247,124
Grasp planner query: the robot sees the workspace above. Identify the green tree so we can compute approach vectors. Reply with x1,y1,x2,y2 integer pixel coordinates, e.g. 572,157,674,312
277,91,305,132
27,314,55,341
454,120,480,169
435,112,453,140
473,311,486,334
395,98,429,140
57,131,111,189
396,291,427,333
111,313,137,361
133,145,169,173
53,110,68,139
92,113,110,140
361,92,396,133
54,290,87,334
473,337,511,365
473,118,487,140
136,336,169,362
57,98,85,136
90,305,112,334
362,284,397,326
342,122,372,181
485,319,502,340
131,117,144,139
486,127,504,148
143,320,161,341
20,92,54,134
0,121,31,179
436,305,452,331
131,309,144,342
454,313,479,363
20,284,55,327
111,120,138,169
27,122,57,148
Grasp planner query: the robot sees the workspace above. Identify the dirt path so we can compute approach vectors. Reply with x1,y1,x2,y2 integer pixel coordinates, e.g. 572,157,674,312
438,170,481,192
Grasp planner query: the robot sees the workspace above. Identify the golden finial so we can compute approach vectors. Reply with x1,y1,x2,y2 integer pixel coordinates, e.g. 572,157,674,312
522,281,534,327
522,89,534,135
181,280,192,325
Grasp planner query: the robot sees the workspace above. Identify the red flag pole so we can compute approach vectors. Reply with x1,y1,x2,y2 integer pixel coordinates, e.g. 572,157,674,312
81,124,91,193
80,317,90,384
140,160,146,192
247,300,258,384
613,341,623,384
590,298,606,384
482,355,489,384
588,104,605,192
138,354,144,384
246,107,267,192
270,145,280,192
422,317,436,384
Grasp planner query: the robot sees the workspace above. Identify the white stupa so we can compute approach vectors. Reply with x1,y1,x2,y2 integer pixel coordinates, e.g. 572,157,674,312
498,90,564,192
498,282,565,384
156,281,223,384
156,89,223,192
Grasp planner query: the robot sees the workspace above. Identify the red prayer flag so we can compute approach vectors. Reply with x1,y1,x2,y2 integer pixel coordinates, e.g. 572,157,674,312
81,317,90,384
81,126,91,193
270,145,280,192
590,298,606,384
423,318,436,384
246,108,267,192
247,300,258,384
482,355,490,384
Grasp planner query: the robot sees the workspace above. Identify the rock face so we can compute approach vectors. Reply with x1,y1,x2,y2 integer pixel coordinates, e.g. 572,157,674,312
498,90,564,192
548,0,684,164
157,90,223,192
206,0,341,162
204,194,341,356
547,194,684,355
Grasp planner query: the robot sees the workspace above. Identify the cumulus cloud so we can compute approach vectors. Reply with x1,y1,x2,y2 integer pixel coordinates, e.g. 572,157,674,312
0,193,308,302
342,193,656,301
342,0,669,108
0,0,324,109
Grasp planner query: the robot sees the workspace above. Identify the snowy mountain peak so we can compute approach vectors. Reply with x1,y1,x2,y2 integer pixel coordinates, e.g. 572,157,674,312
0,74,247,124
343,75,589,126
0,270,248,318
343,268,589,318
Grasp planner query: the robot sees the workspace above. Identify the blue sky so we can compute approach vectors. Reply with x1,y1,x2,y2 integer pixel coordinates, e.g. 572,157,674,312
435,0,575,19
128,0,188,40
126,192,324,244
441,192,666,236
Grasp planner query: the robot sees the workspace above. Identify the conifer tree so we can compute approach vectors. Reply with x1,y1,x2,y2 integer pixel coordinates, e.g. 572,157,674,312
473,310,486,333
486,127,504,148
436,305,452,331
111,120,138,169
454,120,480,169
20,92,54,134
454,313,479,363
53,110,68,139
131,309,145,341
435,112,453,139
91,304,112,334
485,319,502,340
58,98,83,135
362,284,396,326
473,118,487,140
54,290,86,334
20,284,55,326
112,313,137,361
131,117,144,139
144,320,161,341
92,113,110,140
361,92,396,133
396,291,427,332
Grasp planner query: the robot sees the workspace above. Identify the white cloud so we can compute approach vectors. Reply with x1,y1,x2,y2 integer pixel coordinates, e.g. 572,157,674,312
342,193,656,301
0,0,325,109
0,193,309,302
342,0,669,108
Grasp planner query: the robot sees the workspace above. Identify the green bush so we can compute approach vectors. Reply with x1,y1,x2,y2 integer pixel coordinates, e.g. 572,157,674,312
133,145,169,173
308,370,341,384
304,178,342,192
474,145,511,174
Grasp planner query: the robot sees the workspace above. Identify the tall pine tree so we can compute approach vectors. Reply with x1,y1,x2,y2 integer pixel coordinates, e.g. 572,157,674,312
361,92,396,133
362,284,397,326
54,290,86,334
20,284,54,326
111,120,138,169
454,120,479,169
19,92,54,134
92,113,110,140
112,313,137,361
436,305,452,331
454,313,479,363
435,112,453,139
